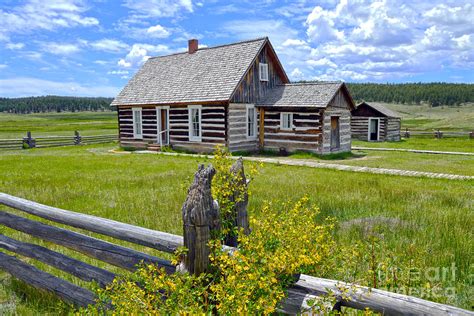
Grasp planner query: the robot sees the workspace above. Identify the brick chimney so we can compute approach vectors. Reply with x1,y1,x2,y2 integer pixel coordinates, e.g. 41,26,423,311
188,39,198,54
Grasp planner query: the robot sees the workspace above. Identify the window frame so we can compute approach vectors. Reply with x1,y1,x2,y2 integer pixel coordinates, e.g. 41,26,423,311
132,107,143,139
259,63,269,82
188,105,202,142
280,112,293,130
246,104,257,140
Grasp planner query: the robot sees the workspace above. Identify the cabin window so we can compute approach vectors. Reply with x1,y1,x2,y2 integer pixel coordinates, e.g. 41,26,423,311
259,63,269,81
246,104,257,139
132,107,143,139
188,105,202,142
280,113,293,130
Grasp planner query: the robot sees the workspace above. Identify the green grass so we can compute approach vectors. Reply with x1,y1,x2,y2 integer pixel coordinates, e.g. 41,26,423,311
353,137,474,153
0,112,117,139
0,144,472,313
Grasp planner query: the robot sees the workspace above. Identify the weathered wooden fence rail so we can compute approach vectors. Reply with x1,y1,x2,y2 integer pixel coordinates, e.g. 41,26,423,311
0,164,472,315
0,131,117,150
403,128,474,139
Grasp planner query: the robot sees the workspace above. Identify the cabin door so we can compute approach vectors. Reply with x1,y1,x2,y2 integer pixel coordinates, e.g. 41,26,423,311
369,118,379,141
330,117,340,151
156,106,169,146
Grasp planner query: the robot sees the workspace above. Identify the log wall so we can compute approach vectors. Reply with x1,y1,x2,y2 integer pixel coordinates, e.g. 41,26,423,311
118,106,158,148
169,105,226,153
386,117,401,141
118,105,227,153
351,117,400,141
321,90,352,154
231,44,284,104
262,107,323,153
227,103,259,152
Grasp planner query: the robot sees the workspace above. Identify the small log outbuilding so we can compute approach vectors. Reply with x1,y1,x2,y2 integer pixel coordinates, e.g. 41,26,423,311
351,102,401,141
112,37,356,154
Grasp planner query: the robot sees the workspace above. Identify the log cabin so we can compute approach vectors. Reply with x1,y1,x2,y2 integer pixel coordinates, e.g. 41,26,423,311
111,37,356,154
351,102,401,141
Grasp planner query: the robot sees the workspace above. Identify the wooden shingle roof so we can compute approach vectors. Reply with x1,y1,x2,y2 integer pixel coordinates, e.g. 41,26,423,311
111,38,268,106
355,102,400,118
257,82,345,108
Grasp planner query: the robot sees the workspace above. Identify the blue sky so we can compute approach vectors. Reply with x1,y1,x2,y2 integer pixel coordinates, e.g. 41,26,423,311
0,0,473,97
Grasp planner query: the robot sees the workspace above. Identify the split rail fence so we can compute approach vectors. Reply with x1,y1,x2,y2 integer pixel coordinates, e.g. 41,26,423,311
0,131,117,150
0,162,472,315
402,128,474,139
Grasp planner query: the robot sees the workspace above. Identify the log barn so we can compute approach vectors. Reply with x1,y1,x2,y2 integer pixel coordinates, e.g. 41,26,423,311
112,37,356,154
351,102,401,141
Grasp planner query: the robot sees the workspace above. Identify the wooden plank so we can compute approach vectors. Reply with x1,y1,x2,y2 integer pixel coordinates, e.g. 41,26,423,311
0,211,175,274
285,274,474,315
259,107,265,148
0,252,96,307
0,234,115,286
0,192,183,254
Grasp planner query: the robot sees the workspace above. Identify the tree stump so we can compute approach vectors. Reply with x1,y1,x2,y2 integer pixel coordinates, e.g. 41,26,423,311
224,157,250,247
182,164,220,275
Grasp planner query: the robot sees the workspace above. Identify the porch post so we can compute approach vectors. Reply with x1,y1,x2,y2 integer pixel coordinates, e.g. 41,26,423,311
259,107,265,149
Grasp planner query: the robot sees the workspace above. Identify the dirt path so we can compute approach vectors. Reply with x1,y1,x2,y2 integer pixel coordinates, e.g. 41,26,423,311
115,150,474,180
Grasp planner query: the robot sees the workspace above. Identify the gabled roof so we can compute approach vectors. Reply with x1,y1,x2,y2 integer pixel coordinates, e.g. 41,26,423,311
111,37,285,106
257,82,352,108
355,102,400,118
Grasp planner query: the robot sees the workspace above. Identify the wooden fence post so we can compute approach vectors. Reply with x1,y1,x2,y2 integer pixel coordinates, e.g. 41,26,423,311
435,129,443,139
74,131,82,145
182,164,220,275
469,131,474,139
22,131,36,149
404,128,410,138
224,158,250,247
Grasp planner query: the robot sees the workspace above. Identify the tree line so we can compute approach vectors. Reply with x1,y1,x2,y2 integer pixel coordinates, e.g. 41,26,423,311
346,82,474,107
0,96,114,113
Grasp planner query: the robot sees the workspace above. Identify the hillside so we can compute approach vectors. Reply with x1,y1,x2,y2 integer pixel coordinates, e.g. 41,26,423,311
0,96,114,113
346,82,474,106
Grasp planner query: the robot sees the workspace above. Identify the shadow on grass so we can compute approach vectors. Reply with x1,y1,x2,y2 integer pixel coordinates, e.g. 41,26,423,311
232,149,367,161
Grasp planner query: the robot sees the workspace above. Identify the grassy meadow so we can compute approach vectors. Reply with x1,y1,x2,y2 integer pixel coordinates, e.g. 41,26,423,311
0,111,117,139
0,108,473,313
379,103,474,132
0,144,473,313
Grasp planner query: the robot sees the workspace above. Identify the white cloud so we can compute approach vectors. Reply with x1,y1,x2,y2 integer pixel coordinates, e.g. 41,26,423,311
298,0,474,81
222,19,299,47
89,39,130,53
0,64,7,69
282,39,307,47
123,0,193,18
6,42,25,50
146,24,170,38
290,68,304,80
41,42,81,55
108,70,129,75
306,5,344,44
0,77,119,97
0,0,99,40
118,43,170,68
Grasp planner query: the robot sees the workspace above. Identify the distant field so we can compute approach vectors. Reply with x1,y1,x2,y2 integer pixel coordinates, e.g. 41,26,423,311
379,103,474,132
0,111,117,139
0,144,472,313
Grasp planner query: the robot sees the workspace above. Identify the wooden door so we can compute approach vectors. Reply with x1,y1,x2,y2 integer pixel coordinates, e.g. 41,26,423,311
156,107,169,145
330,117,340,150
